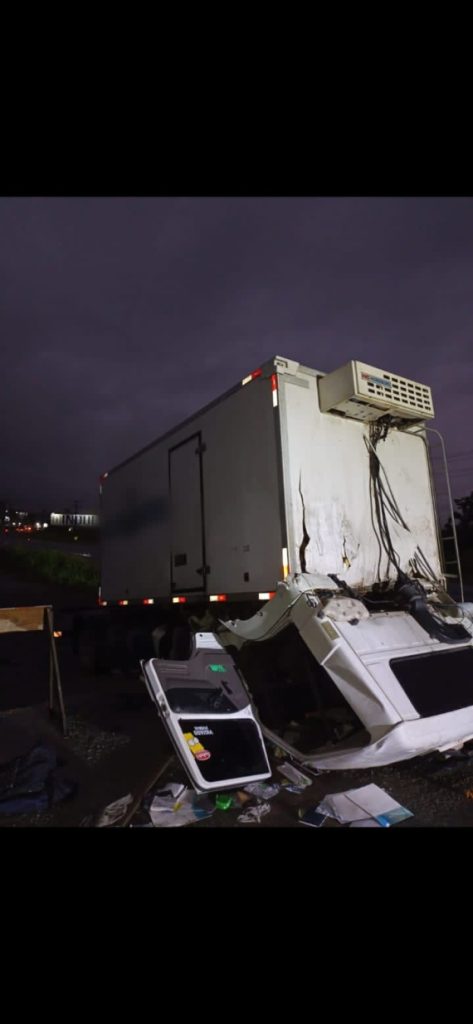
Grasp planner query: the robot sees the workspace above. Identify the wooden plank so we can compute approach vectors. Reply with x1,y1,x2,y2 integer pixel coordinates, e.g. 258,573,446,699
0,605,50,633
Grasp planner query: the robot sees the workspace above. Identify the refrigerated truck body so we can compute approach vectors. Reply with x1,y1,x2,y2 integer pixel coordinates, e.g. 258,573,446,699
100,356,442,606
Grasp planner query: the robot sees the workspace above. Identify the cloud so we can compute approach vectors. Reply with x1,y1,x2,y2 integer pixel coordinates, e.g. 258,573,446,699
1,197,473,509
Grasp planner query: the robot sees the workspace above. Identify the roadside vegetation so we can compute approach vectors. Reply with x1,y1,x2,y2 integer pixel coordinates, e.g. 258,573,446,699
0,545,99,588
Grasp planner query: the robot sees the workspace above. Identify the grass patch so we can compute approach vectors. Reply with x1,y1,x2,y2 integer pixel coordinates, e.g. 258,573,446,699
0,545,99,589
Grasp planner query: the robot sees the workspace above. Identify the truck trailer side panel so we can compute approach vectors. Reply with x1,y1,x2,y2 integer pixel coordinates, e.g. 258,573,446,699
101,374,283,601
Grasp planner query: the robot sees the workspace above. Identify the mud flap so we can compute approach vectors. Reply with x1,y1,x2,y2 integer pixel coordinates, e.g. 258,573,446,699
141,632,271,792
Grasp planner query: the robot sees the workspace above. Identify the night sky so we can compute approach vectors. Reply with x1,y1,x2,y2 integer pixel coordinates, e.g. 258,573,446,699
1,196,472,519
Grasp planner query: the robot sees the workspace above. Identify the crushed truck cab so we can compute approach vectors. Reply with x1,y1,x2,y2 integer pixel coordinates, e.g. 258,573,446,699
222,573,473,770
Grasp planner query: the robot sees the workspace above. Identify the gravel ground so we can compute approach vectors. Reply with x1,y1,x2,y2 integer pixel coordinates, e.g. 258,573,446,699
65,713,130,765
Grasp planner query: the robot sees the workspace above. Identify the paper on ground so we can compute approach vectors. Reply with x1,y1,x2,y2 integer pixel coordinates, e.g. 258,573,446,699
149,783,186,812
149,786,214,827
317,784,412,826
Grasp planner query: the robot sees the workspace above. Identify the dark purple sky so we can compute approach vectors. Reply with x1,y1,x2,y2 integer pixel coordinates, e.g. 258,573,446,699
1,196,472,516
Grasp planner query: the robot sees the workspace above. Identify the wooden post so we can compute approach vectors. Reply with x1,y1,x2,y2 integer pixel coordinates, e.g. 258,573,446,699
45,607,67,736
49,644,54,713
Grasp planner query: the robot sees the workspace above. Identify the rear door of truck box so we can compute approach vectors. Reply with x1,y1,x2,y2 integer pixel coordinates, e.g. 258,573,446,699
169,432,207,593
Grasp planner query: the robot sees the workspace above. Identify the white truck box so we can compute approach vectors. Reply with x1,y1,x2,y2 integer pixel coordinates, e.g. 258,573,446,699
100,356,442,604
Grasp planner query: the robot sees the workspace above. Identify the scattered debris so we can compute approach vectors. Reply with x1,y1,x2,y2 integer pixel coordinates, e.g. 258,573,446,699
149,785,215,827
317,784,413,827
236,790,252,805
97,793,133,827
150,782,186,810
244,781,280,800
215,792,238,811
299,807,327,828
277,762,312,789
238,802,272,824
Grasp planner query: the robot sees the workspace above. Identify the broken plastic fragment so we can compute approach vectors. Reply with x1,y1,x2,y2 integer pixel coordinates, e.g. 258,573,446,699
244,781,280,800
238,802,271,824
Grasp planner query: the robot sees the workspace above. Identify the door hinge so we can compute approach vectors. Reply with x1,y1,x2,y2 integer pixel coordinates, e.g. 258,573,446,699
195,442,207,455
196,565,210,576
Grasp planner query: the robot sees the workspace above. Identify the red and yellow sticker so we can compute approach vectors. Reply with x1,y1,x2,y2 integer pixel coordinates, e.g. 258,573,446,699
183,732,211,761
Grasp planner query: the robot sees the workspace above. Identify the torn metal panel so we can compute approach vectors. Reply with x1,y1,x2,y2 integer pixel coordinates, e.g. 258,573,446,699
298,475,310,573
277,370,442,588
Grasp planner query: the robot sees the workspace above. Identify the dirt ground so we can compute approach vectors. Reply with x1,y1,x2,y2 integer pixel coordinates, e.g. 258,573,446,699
3,559,473,829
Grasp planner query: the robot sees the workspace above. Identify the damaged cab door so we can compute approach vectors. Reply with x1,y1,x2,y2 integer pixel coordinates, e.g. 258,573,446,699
141,632,271,792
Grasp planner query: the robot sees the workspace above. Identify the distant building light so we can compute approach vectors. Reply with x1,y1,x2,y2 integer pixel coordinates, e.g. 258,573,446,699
43,523,48,528
50,512,99,528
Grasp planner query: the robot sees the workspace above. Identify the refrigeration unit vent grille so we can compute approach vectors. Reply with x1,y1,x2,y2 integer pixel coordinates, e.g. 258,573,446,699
318,360,435,423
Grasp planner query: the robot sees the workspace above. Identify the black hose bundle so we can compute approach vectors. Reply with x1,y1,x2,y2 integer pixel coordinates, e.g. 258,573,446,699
365,418,410,580
395,574,470,645
364,420,470,641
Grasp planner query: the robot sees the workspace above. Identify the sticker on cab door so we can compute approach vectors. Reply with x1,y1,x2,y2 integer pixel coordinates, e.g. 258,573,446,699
183,731,212,761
